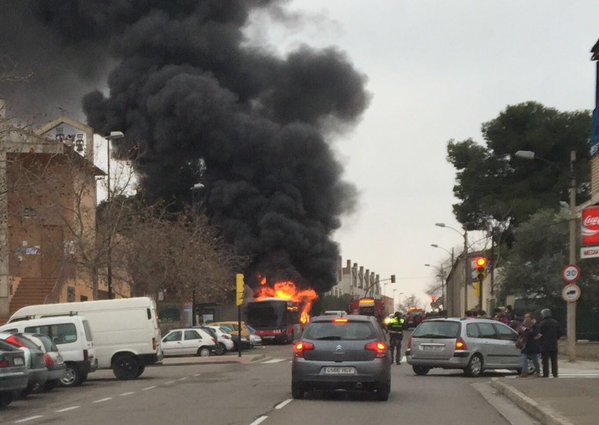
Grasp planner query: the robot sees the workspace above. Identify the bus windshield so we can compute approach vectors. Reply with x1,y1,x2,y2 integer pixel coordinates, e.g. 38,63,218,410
247,301,287,328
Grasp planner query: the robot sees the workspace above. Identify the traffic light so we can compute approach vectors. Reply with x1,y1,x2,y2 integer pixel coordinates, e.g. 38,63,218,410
474,257,487,282
474,257,488,272
236,273,245,306
391,275,396,283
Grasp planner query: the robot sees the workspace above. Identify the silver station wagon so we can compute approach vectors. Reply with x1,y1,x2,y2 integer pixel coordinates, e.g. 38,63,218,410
406,318,522,377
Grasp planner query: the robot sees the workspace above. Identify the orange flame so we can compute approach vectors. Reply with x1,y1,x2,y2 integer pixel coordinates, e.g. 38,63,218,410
254,279,318,324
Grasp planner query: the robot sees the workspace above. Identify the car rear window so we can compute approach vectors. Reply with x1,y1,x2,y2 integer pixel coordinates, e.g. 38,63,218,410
412,321,461,339
303,321,376,341
32,334,55,352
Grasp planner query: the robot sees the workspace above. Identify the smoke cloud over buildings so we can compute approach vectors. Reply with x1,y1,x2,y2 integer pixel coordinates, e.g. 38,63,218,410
0,0,370,293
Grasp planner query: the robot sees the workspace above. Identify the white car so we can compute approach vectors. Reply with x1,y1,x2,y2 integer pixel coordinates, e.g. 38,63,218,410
247,326,262,347
161,328,216,357
205,326,235,354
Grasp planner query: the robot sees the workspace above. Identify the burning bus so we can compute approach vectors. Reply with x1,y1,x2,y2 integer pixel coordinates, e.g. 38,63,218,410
246,278,318,344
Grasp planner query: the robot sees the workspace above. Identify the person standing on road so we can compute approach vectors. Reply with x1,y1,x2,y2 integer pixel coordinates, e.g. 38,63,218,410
386,311,405,365
517,313,541,377
538,308,561,378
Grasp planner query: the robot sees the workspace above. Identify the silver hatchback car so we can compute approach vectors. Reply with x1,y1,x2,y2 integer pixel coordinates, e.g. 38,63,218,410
291,314,391,400
406,318,521,377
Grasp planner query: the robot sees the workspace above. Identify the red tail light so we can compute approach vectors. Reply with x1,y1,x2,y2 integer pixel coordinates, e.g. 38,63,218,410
333,318,348,324
366,341,388,358
455,337,467,351
0,359,9,368
44,353,54,368
152,337,157,350
6,335,24,347
293,341,315,358
83,349,89,361
407,336,412,350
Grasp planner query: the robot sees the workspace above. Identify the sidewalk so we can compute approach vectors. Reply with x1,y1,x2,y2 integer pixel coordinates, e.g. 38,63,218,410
489,358,599,425
159,352,267,367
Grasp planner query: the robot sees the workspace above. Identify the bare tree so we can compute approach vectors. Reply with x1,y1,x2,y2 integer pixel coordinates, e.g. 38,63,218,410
118,208,248,304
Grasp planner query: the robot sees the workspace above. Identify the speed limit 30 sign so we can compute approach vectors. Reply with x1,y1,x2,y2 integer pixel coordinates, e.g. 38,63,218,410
562,264,581,283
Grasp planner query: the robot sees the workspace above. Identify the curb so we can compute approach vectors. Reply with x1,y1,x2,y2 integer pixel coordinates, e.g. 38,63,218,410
157,353,268,367
248,354,267,362
489,379,574,425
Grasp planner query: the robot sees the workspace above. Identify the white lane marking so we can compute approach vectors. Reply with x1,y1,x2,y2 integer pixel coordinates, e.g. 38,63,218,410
249,416,269,425
120,391,135,396
165,380,176,384
275,399,292,409
14,416,44,423
93,397,112,403
56,406,80,413
193,373,201,377
143,385,157,391
262,358,286,364
177,377,187,381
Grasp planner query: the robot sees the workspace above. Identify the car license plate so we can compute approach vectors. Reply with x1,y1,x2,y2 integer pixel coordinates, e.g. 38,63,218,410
323,367,356,375
13,357,24,366
422,345,441,351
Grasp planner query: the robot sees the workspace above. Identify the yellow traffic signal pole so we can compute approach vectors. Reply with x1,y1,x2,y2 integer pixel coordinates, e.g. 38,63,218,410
477,271,484,313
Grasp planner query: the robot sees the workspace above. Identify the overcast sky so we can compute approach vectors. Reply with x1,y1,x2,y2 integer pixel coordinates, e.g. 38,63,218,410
245,0,599,306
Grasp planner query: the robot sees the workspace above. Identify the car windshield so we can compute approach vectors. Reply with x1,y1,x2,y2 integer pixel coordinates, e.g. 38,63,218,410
303,321,376,341
412,321,461,339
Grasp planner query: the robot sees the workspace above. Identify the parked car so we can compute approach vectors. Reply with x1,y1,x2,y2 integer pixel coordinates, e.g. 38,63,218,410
247,325,262,347
161,328,216,357
0,315,97,387
0,332,47,396
24,334,66,391
291,314,391,401
406,317,522,377
204,326,235,355
0,341,28,408
209,321,252,349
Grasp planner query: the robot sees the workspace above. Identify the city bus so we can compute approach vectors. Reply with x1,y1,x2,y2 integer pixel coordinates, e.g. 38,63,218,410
246,298,301,344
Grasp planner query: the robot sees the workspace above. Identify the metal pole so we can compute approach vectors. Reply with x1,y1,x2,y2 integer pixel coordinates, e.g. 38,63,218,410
237,304,242,358
106,139,113,299
192,289,197,326
463,231,468,316
567,150,577,362
478,272,483,313
440,266,446,317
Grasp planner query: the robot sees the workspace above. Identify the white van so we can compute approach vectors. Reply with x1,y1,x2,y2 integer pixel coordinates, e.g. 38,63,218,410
0,315,97,387
8,297,163,380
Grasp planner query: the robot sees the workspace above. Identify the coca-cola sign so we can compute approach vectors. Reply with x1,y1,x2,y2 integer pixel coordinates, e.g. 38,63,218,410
581,206,599,246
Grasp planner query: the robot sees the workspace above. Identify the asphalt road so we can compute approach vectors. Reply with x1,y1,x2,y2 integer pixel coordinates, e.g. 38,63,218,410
2,344,538,425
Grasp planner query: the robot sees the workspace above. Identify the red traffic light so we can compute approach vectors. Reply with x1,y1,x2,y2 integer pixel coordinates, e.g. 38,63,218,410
474,257,488,271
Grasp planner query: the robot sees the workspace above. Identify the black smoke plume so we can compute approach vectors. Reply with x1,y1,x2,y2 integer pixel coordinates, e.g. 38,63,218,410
0,0,369,293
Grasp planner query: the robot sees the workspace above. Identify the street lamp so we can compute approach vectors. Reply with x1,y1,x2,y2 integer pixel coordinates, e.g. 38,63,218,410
436,223,469,316
431,244,455,264
105,131,124,300
515,149,577,361
425,263,447,316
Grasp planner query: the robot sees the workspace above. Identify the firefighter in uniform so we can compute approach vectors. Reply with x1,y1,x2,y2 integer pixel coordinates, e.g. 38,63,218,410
386,311,405,365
